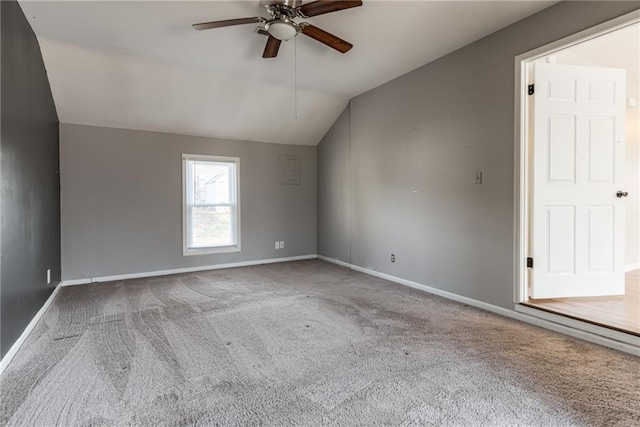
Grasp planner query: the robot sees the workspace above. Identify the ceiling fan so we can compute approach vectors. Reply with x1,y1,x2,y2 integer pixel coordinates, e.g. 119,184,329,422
192,0,362,58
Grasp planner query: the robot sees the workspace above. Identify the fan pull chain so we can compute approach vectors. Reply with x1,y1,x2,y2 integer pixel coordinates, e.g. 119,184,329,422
294,36,298,120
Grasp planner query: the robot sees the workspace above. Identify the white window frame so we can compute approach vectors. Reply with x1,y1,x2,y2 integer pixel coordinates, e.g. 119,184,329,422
182,154,241,256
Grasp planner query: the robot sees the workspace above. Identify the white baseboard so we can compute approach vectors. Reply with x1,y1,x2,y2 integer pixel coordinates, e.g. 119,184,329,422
625,262,640,273
318,255,519,319
62,254,319,286
0,283,63,376
317,255,351,269
317,255,639,356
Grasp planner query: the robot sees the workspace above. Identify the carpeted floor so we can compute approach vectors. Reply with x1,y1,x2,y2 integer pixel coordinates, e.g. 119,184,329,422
1,260,639,426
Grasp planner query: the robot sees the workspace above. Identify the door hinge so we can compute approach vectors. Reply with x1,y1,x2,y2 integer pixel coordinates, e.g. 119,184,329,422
526,257,534,268
528,84,535,95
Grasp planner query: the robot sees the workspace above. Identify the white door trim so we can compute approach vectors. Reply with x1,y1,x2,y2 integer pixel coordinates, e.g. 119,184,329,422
513,9,640,305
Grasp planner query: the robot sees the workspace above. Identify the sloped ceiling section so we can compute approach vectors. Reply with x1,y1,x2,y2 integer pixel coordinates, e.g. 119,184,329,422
38,39,348,146
20,0,555,146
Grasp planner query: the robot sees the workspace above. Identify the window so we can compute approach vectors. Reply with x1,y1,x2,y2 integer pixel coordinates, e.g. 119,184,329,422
182,154,240,255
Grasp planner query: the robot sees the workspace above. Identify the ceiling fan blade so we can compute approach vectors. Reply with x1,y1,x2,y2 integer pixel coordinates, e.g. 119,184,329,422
263,36,282,58
301,24,353,53
193,17,264,31
297,0,362,18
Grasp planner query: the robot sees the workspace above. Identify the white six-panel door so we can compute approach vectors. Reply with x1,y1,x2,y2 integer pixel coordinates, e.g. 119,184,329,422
531,63,626,299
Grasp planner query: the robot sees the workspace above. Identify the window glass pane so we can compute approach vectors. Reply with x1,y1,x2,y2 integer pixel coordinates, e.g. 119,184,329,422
184,156,239,253
192,161,232,205
190,206,233,247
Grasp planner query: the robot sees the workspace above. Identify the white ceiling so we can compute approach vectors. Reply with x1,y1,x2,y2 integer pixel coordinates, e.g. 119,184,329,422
20,0,555,145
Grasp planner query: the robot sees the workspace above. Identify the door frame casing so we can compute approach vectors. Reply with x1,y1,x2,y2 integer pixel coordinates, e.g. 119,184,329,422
513,10,640,317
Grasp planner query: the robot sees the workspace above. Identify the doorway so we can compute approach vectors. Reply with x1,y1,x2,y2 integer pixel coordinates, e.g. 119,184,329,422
515,13,640,337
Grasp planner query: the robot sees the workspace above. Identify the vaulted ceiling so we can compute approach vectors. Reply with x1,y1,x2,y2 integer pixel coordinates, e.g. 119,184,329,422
20,0,555,145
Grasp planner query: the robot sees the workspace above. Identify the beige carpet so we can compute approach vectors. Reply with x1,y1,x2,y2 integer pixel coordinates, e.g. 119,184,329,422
1,260,638,426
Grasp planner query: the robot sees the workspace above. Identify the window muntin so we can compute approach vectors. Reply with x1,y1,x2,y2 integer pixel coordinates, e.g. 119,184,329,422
183,155,240,255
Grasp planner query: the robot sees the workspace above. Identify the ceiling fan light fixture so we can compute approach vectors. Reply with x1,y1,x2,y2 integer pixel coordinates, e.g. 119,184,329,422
266,20,298,41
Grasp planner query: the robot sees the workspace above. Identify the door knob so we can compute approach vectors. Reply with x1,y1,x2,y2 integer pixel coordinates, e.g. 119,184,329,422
616,191,629,198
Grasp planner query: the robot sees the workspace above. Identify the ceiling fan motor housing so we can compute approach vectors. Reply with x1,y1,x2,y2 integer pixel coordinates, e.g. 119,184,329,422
260,0,302,8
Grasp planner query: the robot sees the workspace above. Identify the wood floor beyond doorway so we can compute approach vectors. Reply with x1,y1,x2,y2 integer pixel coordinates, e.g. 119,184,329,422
527,269,640,335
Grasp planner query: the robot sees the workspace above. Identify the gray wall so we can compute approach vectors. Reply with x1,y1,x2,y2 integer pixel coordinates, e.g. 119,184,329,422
318,1,640,310
60,124,317,280
317,106,350,262
1,0,60,357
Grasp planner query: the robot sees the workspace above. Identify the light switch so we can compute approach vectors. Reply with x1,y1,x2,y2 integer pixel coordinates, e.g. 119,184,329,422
475,171,483,184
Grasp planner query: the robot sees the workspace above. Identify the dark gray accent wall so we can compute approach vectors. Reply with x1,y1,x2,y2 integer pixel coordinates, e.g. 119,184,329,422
1,0,60,357
318,1,640,309
60,124,317,280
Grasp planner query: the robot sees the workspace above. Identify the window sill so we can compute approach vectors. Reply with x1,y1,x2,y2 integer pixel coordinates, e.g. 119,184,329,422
183,245,241,256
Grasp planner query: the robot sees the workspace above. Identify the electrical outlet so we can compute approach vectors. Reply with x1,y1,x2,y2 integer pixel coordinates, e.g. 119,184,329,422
279,241,284,249
475,171,483,184
47,269,51,284
391,254,395,263
275,241,280,249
